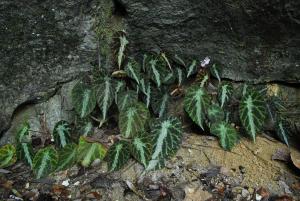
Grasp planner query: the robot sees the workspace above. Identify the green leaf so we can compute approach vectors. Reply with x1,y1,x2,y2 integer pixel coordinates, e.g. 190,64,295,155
77,137,107,167
174,54,186,67
72,81,97,118
117,35,129,69
218,83,233,108
151,90,170,118
200,74,209,88
148,57,170,87
125,59,141,84
117,90,138,111
207,103,225,123
139,79,151,108
210,64,222,82
33,147,58,179
16,143,34,168
210,122,238,151
0,144,17,168
53,121,71,148
275,120,290,147
107,140,130,171
184,85,210,129
119,102,150,138
114,80,126,103
130,133,152,168
75,117,94,137
56,143,78,171
95,77,115,123
16,122,30,143
186,60,197,78
145,117,183,171
175,67,186,86
239,90,267,141
162,71,176,85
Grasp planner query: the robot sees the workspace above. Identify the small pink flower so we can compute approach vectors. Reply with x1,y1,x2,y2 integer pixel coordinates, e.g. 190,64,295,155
201,57,210,67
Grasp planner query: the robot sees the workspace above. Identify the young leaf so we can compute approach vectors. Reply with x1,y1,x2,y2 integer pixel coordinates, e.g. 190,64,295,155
0,144,17,168
174,54,186,67
239,90,267,141
162,71,176,85
107,140,130,171
125,59,141,84
186,60,197,78
145,117,183,171
72,81,96,118
119,102,150,138
16,143,34,168
210,122,238,151
130,133,152,168
175,67,186,86
117,35,129,69
114,80,126,103
32,147,58,179
56,143,78,171
148,57,170,87
149,59,162,87
53,120,71,148
275,120,290,147
218,83,233,108
207,103,225,123
184,85,210,129
139,79,151,108
95,77,115,124
151,90,170,118
200,74,209,88
210,64,222,82
16,122,30,143
117,90,138,111
77,137,107,167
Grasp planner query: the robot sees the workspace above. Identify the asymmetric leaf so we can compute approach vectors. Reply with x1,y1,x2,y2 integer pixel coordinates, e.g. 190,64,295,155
72,81,97,118
218,83,233,108
239,90,267,141
16,143,34,168
130,133,152,168
53,120,71,148
207,103,225,123
107,140,130,171
125,59,142,84
184,85,210,129
275,120,290,147
186,60,197,78
117,90,138,111
16,122,30,143
117,35,129,69
119,102,150,138
211,122,238,151
56,143,78,171
77,137,107,167
151,90,170,118
32,147,58,179
0,144,17,168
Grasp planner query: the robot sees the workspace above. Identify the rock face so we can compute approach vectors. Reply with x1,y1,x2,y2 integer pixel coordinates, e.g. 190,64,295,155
121,0,300,83
0,0,98,134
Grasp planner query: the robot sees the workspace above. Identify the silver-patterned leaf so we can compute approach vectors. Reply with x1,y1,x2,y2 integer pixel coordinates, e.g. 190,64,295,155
139,79,151,108
16,122,30,143
186,60,197,78
117,90,138,111
210,64,222,82
275,120,290,147
56,143,78,171
175,67,186,86
239,90,267,141
53,120,71,148
107,140,130,171
117,35,129,69
125,59,141,84
32,147,58,179
72,81,97,118
130,133,152,168
119,102,150,138
151,90,170,118
210,121,238,151
145,117,183,171
0,144,17,168
16,143,34,168
207,103,225,124
184,85,210,129
95,77,115,123
218,83,233,108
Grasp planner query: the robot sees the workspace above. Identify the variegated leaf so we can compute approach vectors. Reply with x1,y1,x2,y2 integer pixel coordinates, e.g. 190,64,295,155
175,67,186,86
0,144,17,168
186,60,197,78
32,147,58,179
16,143,34,168
218,83,233,108
200,74,209,88
72,81,97,118
239,90,267,141
75,117,94,137
119,102,150,138
174,54,186,67
148,57,170,87
77,137,107,167
107,140,130,171
210,64,222,82
125,59,142,84
210,121,238,151
53,120,71,148
56,143,78,171
151,90,170,118
117,90,138,111
207,103,225,124
16,122,30,143
162,71,176,85
130,133,152,168
95,77,115,124
145,117,183,171
117,35,129,69
184,85,210,129
114,80,126,103
139,79,151,108
275,120,290,147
